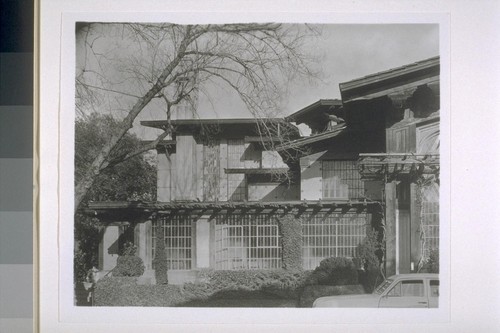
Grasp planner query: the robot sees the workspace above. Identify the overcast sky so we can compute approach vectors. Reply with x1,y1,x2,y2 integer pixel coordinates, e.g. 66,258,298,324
197,24,439,118
78,23,439,139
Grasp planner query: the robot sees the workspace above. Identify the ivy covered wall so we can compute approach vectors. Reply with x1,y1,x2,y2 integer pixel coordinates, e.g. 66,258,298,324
277,214,303,270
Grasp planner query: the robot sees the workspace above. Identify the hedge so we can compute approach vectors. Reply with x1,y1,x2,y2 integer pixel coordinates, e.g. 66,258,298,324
94,270,313,306
197,269,312,298
307,257,358,286
94,277,185,306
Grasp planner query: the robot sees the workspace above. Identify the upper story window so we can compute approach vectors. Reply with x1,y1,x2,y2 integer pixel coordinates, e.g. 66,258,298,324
322,160,364,200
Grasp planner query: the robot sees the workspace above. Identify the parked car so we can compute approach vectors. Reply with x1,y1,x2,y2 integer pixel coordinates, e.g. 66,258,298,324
312,273,439,308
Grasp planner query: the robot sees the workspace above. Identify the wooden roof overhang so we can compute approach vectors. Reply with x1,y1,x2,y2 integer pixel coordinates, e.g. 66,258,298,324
82,200,379,221
141,118,300,138
275,125,347,152
285,99,343,131
339,56,440,106
358,153,440,180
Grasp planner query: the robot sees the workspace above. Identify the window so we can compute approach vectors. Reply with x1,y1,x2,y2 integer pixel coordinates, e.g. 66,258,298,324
301,212,367,269
387,280,424,297
374,279,394,295
421,183,439,259
430,280,439,297
322,161,364,200
214,213,281,270
152,214,192,270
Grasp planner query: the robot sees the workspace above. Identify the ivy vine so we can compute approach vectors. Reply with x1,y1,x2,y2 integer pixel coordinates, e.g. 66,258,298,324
277,214,303,271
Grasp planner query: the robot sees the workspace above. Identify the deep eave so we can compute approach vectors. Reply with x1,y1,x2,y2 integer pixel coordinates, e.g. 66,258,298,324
285,99,342,124
141,118,286,130
339,56,440,103
141,117,300,139
276,125,347,151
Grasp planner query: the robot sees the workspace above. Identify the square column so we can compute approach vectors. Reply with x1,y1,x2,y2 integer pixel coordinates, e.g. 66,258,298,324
134,220,152,270
195,216,211,268
98,224,121,271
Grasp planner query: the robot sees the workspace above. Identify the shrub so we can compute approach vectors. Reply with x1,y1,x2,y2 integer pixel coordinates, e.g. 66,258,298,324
121,241,138,256
277,215,303,270
94,270,314,306
307,257,358,286
421,248,439,273
74,214,101,283
355,229,383,292
198,269,312,298
153,239,169,284
94,277,184,306
113,255,145,277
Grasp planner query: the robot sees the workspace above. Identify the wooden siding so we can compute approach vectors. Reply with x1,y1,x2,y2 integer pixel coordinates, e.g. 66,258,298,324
175,135,197,200
386,123,416,153
157,152,173,202
244,143,261,168
248,183,299,202
261,150,288,169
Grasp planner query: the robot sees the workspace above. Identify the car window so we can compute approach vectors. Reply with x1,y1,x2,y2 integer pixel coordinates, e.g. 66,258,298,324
374,279,393,295
430,280,439,297
387,280,424,297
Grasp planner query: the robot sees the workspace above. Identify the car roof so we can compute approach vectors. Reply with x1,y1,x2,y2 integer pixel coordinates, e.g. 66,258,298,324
387,273,439,279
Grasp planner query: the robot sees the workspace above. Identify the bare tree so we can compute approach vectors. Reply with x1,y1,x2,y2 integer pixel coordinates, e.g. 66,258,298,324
75,22,319,211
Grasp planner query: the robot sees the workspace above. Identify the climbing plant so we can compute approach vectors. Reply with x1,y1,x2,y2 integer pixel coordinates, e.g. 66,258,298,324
277,214,303,270
153,238,169,284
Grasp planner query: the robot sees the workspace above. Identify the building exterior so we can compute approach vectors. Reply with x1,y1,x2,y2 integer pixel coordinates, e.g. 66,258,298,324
84,56,440,283
345,56,441,275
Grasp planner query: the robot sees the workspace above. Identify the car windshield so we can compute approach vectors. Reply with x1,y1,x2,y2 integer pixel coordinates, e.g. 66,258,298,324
373,279,393,295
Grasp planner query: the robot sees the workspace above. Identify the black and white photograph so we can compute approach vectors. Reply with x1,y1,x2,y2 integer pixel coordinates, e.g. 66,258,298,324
36,1,500,332
72,21,441,309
